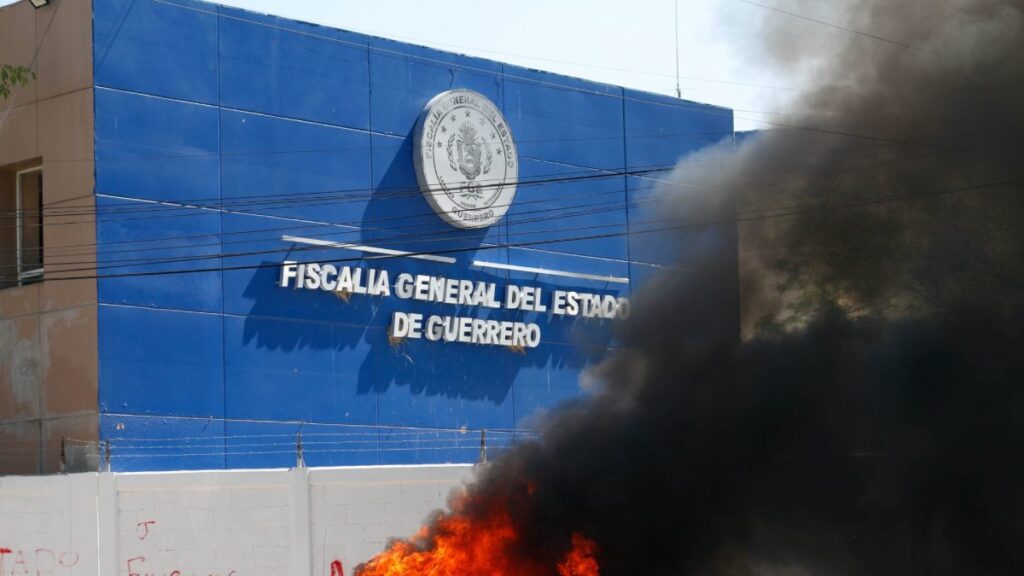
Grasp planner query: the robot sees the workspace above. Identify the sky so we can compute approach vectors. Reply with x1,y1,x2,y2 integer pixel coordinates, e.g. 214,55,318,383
3,0,813,131
207,0,798,131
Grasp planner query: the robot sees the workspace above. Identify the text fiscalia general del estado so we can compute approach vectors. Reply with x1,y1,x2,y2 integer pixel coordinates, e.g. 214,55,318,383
278,261,630,349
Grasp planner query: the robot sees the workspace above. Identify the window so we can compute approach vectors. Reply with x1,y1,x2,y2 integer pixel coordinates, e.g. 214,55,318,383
16,168,43,284
2,167,43,289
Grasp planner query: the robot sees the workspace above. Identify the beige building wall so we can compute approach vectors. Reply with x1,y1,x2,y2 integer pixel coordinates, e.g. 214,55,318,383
0,0,97,475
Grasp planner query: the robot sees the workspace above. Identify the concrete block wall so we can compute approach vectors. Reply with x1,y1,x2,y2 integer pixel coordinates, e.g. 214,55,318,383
309,466,469,576
0,465,471,576
0,474,100,576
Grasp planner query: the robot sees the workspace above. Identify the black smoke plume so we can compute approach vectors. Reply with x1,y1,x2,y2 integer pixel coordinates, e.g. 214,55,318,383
360,1,1024,573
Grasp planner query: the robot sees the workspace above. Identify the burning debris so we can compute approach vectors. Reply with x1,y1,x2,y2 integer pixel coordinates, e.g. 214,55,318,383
357,491,599,576
357,1,1024,574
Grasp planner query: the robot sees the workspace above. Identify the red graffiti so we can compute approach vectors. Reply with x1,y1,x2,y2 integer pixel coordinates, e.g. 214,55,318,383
0,547,79,575
59,552,79,568
8,549,27,576
330,560,344,576
127,556,146,576
136,520,157,541
126,556,236,576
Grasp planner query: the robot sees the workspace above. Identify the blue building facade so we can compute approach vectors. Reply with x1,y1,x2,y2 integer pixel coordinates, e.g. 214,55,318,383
87,0,737,470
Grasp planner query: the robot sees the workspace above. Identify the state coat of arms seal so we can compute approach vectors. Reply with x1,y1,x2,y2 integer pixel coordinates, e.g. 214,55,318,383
413,89,518,229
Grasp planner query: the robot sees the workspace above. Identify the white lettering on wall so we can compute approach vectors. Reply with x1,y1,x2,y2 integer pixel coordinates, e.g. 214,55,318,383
281,262,630,349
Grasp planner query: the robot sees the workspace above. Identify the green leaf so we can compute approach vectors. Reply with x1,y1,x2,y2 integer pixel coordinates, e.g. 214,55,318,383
0,64,34,101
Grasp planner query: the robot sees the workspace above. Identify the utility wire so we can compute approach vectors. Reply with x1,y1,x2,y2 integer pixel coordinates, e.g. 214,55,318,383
0,0,64,131
2,133,940,224
28,178,1021,283
27,194,673,275
3,143,994,271
0,139,954,266
733,0,911,48
144,0,923,143
83,0,945,159
0,164,674,224
13,148,934,272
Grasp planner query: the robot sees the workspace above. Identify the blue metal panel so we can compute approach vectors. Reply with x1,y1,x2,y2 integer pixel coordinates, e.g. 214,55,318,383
626,174,678,267
216,4,366,40
622,91,734,268
223,420,381,468
623,88,733,171
368,38,502,136
96,196,223,313
385,267,505,334
95,88,220,203
376,426,482,465
510,158,628,260
502,65,624,172
367,133,507,253
223,316,379,425
99,305,225,418
218,213,378,323
504,248,629,349
376,335,516,431
512,342,603,429
627,173,739,271
219,109,372,225
101,413,226,472
627,261,664,296
218,12,370,130
94,0,219,104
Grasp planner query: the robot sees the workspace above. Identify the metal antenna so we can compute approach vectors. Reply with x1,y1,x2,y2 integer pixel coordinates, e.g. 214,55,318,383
296,432,305,468
675,0,682,99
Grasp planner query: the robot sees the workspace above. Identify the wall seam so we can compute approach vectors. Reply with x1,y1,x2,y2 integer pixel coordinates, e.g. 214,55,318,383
216,7,227,471
621,89,633,290
366,37,381,467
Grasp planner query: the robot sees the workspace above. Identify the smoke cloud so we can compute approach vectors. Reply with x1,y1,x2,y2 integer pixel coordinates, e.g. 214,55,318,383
358,1,1024,574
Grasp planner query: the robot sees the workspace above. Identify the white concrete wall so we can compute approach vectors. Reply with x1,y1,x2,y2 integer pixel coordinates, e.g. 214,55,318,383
0,465,472,576
0,474,99,576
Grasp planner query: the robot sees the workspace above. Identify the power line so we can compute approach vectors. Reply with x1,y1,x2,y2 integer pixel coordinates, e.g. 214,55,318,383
0,0,64,131
14,141,944,271
733,0,911,48
88,0,943,157
0,161,678,220
32,178,1021,283
2,138,971,270
31,192,671,275
4,138,983,279
338,23,798,93
35,149,946,272
4,136,939,264
675,0,682,99
33,192,657,273
4,129,946,224
146,0,852,131
0,164,674,229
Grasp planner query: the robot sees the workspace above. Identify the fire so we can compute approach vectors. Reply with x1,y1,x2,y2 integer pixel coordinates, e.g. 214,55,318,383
557,534,600,576
356,495,599,576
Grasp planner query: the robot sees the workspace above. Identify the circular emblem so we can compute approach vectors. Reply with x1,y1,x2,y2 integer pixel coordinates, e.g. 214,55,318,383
413,89,518,229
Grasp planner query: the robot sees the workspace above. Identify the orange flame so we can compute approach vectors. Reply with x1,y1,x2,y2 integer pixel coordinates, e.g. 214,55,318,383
557,534,600,576
356,496,599,576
